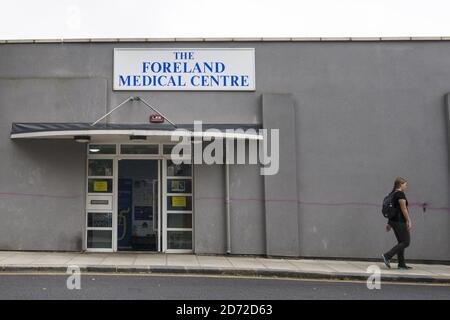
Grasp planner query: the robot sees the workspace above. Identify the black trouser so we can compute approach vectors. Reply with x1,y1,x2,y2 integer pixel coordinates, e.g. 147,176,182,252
384,221,410,266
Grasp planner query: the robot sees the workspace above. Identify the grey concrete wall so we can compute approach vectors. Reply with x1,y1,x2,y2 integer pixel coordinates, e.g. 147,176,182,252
0,42,449,260
262,93,299,256
229,164,265,255
0,43,261,125
285,44,450,261
193,163,265,255
446,94,450,193
0,78,107,251
193,164,226,254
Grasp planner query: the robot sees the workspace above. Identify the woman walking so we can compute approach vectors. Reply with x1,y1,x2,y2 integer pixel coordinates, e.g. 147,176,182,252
382,177,413,270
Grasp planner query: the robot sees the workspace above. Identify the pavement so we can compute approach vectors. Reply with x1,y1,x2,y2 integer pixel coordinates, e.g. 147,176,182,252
0,251,449,284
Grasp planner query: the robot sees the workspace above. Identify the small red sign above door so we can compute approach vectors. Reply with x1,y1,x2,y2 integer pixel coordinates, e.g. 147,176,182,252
149,114,164,123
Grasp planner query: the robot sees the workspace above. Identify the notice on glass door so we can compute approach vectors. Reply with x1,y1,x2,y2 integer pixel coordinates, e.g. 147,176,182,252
172,196,187,208
93,180,108,192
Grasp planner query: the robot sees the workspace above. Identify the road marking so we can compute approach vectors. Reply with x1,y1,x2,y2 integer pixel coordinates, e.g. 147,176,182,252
0,271,449,287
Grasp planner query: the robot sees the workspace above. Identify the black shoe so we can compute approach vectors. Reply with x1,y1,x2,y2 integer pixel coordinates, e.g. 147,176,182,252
398,265,413,270
382,254,391,269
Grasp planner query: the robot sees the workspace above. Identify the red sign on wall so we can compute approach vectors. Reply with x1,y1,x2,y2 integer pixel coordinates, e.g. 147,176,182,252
149,114,164,123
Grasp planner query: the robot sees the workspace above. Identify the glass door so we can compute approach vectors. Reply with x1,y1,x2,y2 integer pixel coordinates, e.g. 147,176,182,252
86,142,194,253
86,146,116,251
117,159,160,251
163,159,193,252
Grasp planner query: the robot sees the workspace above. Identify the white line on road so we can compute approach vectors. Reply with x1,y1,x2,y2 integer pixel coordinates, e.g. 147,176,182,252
0,271,449,287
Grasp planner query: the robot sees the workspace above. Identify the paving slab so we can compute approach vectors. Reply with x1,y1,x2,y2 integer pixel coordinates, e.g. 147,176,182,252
256,258,298,271
134,254,167,266
196,255,234,268
369,266,438,278
167,254,199,267
31,254,78,265
410,264,450,276
323,261,368,274
101,254,137,266
0,251,19,261
227,257,266,269
66,254,109,266
286,259,337,273
0,252,44,265
347,261,382,269
382,269,439,277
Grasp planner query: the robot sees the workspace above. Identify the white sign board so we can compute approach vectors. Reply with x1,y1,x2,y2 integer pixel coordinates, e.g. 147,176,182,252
114,48,255,91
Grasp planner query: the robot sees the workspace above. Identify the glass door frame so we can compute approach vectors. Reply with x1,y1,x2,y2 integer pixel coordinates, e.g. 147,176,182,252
162,158,194,253
115,157,161,252
85,142,193,253
85,151,116,253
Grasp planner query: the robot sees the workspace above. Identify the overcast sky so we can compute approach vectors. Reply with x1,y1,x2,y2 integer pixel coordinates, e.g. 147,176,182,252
1,0,450,39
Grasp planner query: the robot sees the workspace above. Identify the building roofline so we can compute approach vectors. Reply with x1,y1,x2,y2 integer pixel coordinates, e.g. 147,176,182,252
1,36,450,44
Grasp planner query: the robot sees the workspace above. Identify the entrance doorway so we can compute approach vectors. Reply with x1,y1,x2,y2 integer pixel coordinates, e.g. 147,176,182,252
118,159,160,251
85,143,193,253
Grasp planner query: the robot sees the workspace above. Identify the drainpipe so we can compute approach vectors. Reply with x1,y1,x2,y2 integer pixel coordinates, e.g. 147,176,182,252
225,163,231,254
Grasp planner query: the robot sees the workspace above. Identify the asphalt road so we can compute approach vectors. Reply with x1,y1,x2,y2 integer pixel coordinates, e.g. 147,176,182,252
0,273,449,300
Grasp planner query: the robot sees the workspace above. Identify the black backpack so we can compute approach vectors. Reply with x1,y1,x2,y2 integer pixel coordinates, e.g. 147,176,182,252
382,191,398,219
